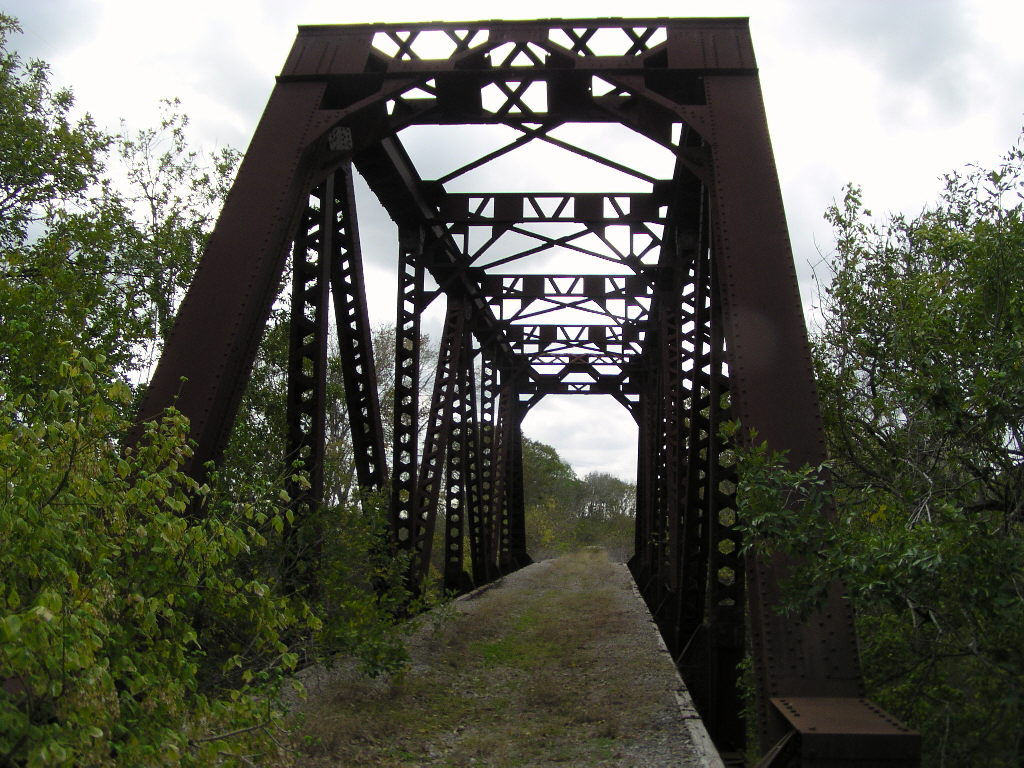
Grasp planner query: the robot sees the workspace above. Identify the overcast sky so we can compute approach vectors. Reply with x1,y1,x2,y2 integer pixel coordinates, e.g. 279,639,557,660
7,0,1023,481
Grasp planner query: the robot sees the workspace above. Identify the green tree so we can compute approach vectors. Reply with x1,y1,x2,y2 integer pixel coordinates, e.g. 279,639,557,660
521,439,636,559
0,13,113,391
218,310,415,672
0,352,313,766
577,471,635,521
109,100,242,376
522,437,582,557
0,16,413,765
574,471,635,561
0,15,105,251
737,136,1024,766
1,14,239,395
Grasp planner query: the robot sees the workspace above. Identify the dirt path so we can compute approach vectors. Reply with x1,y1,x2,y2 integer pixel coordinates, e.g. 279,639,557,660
290,549,721,767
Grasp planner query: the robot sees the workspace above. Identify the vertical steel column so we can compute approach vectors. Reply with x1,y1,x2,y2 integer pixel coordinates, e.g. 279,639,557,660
390,227,424,549
630,368,658,592
648,348,665,608
702,262,745,752
505,410,531,569
446,323,480,593
663,290,684,595
674,219,718,733
462,339,485,585
283,181,331,585
491,373,514,573
328,161,388,493
637,336,660,598
664,164,706,651
676,229,711,650
412,295,467,586
648,269,685,622
629,386,647,572
478,354,500,581
441,423,469,592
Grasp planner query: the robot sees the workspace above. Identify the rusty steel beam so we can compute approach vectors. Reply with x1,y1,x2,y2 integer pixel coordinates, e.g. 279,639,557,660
447,324,481,593
461,345,487,586
699,267,745,751
703,71,866,753
282,183,331,587
432,192,667,224
504,323,644,348
477,354,501,581
493,373,531,572
477,273,653,301
518,377,641,397
410,295,468,585
766,698,920,767
135,81,344,476
489,372,512,573
669,187,746,753
389,228,425,548
527,358,640,371
328,162,388,492
352,136,519,372
505,413,531,570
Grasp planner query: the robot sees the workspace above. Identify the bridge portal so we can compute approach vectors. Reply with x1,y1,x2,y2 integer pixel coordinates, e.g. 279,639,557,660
138,18,919,765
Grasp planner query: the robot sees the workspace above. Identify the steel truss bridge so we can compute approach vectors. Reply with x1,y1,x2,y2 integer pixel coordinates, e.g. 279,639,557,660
138,17,920,766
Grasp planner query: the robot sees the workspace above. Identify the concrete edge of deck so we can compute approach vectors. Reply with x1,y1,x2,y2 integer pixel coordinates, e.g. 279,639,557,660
619,563,727,768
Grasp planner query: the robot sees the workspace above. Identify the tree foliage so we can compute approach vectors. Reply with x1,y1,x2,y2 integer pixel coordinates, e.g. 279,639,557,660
737,136,1024,766
112,100,242,374
0,355,311,765
0,15,105,252
0,17,412,766
0,14,239,393
522,437,635,560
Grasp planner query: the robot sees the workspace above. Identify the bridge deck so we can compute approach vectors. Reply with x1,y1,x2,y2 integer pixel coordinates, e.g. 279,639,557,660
292,550,723,767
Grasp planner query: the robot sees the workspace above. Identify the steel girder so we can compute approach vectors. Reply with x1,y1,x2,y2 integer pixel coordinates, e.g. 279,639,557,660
390,228,425,550
282,183,331,587
442,319,480,593
410,294,468,583
135,17,920,766
328,163,388,492
477,354,501,583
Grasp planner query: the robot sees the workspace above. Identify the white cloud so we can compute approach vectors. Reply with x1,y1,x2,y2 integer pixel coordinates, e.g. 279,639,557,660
523,395,638,481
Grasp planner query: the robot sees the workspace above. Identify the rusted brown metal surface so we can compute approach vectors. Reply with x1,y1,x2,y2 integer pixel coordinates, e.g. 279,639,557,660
764,698,921,767
137,18,920,765
282,179,331,586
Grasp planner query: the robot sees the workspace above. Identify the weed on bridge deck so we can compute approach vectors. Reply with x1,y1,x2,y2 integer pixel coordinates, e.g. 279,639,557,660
290,549,719,766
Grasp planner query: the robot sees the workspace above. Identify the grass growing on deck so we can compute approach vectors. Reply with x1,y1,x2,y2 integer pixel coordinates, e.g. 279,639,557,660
291,549,670,767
